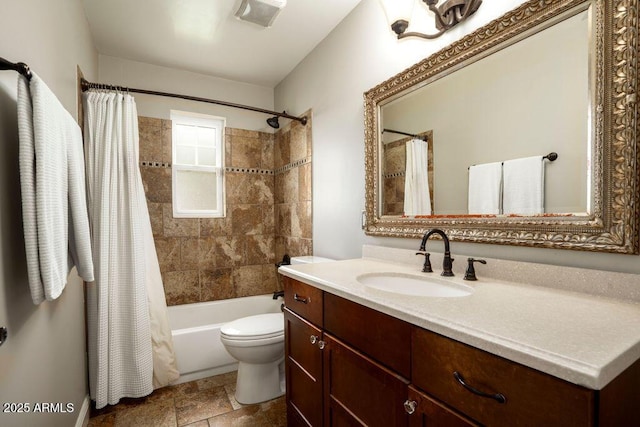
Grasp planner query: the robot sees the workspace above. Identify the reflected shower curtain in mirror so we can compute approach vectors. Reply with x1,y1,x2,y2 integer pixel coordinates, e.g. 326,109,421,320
404,138,432,216
83,91,179,409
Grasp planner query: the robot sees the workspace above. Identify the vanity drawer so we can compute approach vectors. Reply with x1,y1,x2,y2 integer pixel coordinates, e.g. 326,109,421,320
412,328,595,427
284,277,323,326
325,292,411,379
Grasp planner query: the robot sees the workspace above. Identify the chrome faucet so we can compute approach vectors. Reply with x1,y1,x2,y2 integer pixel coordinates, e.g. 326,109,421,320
416,229,454,276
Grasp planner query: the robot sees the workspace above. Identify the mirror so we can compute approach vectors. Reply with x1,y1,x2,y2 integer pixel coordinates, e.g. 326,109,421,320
364,0,640,253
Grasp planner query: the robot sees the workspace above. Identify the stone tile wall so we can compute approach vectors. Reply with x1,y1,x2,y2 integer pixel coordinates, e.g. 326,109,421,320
274,114,313,264
382,131,434,216
138,113,312,306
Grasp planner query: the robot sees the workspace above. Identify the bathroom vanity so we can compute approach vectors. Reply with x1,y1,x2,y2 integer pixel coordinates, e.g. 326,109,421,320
279,250,640,426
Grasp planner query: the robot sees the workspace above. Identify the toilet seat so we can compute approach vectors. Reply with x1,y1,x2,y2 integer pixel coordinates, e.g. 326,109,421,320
220,313,284,341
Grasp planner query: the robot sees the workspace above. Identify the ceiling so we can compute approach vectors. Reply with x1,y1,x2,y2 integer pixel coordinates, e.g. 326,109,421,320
83,0,362,88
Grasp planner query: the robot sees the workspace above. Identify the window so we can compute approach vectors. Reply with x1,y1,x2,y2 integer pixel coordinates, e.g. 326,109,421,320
171,111,225,218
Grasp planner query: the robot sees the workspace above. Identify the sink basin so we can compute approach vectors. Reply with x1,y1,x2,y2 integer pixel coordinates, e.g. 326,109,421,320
357,273,474,297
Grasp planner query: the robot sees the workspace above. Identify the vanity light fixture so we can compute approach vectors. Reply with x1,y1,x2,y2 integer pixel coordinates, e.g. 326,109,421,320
379,0,482,40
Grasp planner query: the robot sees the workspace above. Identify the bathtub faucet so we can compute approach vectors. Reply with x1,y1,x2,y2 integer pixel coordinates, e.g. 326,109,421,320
273,290,284,300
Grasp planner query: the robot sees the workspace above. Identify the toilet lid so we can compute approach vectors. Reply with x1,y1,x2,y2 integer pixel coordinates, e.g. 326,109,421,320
220,313,284,340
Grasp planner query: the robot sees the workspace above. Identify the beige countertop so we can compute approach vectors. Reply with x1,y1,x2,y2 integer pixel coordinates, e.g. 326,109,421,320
278,249,640,390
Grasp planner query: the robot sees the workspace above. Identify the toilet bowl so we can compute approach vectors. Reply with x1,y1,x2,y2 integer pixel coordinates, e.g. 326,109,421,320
220,312,285,404
220,255,334,404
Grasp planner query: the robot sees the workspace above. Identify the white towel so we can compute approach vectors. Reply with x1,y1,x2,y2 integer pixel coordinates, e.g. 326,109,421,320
468,162,502,214
404,139,432,216
503,156,545,215
17,73,94,304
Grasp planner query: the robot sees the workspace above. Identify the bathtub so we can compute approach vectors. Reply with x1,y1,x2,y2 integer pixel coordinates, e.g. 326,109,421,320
167,294,283,384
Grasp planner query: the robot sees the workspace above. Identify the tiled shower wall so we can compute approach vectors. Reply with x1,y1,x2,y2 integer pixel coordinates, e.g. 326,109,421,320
274,118,313,264
138,114,312,306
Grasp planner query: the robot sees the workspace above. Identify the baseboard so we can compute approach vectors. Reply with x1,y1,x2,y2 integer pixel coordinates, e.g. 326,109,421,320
75,395,90,427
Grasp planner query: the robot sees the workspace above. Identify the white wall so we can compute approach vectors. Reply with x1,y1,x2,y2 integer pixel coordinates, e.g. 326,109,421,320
0,1,98,426
99,55,276,131
275,0,640,274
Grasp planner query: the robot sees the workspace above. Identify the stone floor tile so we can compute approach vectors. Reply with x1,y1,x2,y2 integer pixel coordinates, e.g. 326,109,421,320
115,399,177,427
175,386,233,426
88,413,116,427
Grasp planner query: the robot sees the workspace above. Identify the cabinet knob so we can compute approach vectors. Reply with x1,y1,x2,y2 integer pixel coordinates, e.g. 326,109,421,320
318,340,326,350
403,399,417,415
310,335,318,345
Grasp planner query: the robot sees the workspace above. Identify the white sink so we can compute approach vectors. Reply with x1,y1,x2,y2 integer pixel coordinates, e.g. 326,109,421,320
357,273,474,297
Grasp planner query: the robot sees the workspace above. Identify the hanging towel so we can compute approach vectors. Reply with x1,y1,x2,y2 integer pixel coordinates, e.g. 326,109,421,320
503,156,545,215
468,162,502,214
17,73,94,305
404,138,432,216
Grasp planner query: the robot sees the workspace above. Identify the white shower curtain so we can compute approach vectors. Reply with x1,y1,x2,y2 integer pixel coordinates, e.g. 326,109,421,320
83,91,179,409
404,138,432,216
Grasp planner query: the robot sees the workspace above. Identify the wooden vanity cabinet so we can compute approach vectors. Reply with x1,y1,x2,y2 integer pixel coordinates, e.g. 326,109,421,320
285,276,471,426
282,277,640,426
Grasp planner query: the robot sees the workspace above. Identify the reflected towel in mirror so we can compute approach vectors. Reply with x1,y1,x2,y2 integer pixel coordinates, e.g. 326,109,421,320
468,162,502,214
503,156,544,215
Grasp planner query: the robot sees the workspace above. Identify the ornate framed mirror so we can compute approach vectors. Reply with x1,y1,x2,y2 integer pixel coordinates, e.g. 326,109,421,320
364,0,639,254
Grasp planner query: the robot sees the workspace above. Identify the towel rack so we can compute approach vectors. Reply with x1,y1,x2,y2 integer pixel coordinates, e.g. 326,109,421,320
0,57,32,80
468,152,558,170
382,128,428,142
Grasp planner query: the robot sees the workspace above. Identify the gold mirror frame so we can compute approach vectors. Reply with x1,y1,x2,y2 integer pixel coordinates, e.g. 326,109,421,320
364,0,639,254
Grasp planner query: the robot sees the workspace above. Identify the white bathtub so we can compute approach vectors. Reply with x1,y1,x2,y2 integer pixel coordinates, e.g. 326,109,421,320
167,294,283,384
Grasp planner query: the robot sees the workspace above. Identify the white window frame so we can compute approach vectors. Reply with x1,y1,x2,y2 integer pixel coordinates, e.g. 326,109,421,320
171,110,226,218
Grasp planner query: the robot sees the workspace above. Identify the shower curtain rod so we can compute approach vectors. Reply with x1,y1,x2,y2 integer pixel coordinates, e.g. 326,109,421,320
382,128,427,141
0,56,32,80
80,78,307,125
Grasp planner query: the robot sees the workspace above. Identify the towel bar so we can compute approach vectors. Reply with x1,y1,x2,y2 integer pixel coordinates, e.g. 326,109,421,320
0,57,32,80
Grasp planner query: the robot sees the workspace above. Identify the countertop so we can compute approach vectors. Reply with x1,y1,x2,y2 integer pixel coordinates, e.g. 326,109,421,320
279,255,640,390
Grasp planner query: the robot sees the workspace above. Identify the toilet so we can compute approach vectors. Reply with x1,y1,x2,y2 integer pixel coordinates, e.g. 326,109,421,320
220,312,285,404
220,255,334,404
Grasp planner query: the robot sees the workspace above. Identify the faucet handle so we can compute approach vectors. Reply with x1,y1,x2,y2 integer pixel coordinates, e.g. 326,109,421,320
415,252,433,272
464,258,487,281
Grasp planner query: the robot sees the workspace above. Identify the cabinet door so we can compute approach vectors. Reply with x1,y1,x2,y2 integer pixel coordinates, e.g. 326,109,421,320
285,308,324,427
323,334,409,427
407,386,479,427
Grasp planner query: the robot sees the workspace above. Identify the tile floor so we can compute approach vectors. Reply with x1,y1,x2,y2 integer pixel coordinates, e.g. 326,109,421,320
88,371,286,427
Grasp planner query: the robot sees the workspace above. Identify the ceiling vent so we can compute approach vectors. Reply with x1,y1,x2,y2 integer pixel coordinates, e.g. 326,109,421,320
235,0,287,28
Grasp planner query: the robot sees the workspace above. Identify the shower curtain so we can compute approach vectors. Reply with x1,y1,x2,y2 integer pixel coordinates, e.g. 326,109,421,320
83,90,179,409
404,138,432,216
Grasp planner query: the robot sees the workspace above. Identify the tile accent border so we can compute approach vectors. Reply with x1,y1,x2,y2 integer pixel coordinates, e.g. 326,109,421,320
274,157,311,175
226,167,274,175
140,161,172,168
383,171,405,178
139,159,312,176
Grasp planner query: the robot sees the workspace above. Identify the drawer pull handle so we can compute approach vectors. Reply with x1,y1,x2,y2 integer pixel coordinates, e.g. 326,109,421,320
310,335,318,345
293,293,309,304
453,371,506,404
403,399,417,415
318,340,326,350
